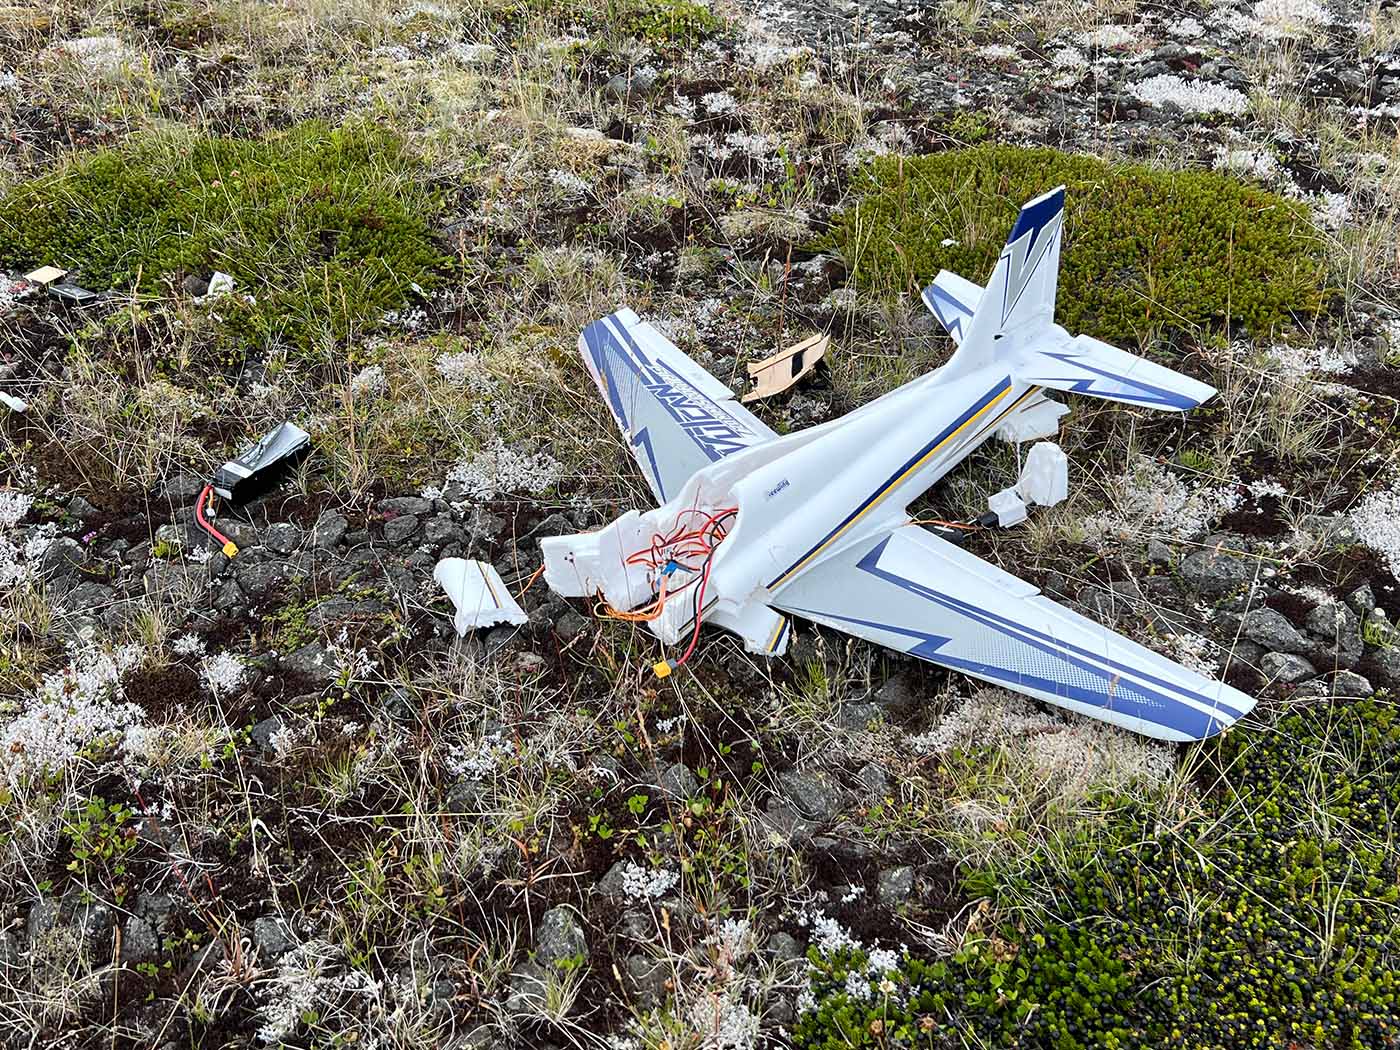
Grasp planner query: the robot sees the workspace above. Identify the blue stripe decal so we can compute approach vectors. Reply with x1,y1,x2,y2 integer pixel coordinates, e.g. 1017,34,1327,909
797,536,1234,737
767,377,1015,589
1007,187,1064,264
795,602,1218,738
582,320,630,426
632,428,664,500
856,539,1247,717
1025,352,1199,410
582,314,763,481
923,283,973,340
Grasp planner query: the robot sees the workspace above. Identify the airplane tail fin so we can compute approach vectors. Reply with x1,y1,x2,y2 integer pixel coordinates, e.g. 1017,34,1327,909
938,185,1066,379
929,186,1215,411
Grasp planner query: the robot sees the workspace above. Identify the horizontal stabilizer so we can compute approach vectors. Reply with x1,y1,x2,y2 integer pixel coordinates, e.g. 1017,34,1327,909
921,271,984,345
1017,334,1216,411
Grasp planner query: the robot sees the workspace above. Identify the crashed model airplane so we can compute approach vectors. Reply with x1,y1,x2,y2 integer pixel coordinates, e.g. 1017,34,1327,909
541,187,1256,742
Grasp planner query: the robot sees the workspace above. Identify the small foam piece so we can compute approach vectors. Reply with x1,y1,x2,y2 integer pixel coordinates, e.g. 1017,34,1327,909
25,265,67,285
988,487,1028,527
434,558,528,634
1018,441,1068,506
0,391,26,412
997,398,1068,442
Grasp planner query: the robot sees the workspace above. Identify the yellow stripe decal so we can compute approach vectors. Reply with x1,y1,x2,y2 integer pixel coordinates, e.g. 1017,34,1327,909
771,380,1037,591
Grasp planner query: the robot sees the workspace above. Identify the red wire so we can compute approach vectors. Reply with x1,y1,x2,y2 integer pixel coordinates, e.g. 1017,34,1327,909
670,557,713,671
195,484,236,553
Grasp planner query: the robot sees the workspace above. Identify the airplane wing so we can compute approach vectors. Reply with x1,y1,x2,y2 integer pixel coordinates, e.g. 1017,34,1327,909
579,309,777,503
771,525,1255,742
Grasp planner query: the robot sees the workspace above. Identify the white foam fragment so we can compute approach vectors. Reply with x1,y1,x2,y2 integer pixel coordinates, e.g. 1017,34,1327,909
434,558,528,633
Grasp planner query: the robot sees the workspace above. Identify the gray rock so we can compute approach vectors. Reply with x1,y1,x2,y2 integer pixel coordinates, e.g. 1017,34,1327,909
311,510,349,549
121,915,159,965
526,513,574,541
132,892,176,931
1369,645,1400,684
597,860,631,898
251,716,282,750
778,768,844,822
68,495,99,519
41,537,88,579
65,580,117,614
1329,670,1373,697
855,762,889,797
764,931,805,964
836,702,882,730
622,954,669,1008
873,671,919,720
252,916,296,960
877,865,915,905
555,610,589,643
1261,651,1315,683
264,522,302,555
1305,600,1362,668
379,496,433,516
383,514,420,544
505,961,547,1016
1347,583,1376,618
1223,640,1266,670
424,516,461,545
1243,608,1309,654
143,560,199,599
659,762,699,799
758,801,820,845
534,906,587,968
164,473,204,501
1146,539,1175,566
213,580,245,613
1181,546,1254,596
154,522,186,551
282,642,333,682
235,558,290,595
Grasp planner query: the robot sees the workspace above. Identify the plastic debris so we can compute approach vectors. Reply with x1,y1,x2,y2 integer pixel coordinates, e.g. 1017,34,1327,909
742,332,829,403
0,391,26,412
24,265,67,286
212,421,311,504
987,487,1029,527
997,398,1069,442
196,272,236,303
1017,442,1069,506
48,282,99,305
434,558,529,633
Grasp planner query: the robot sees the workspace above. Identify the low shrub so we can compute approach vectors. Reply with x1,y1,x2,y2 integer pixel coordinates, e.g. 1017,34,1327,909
824,145,1328,345
0,121,446,358
796,698,1399,1049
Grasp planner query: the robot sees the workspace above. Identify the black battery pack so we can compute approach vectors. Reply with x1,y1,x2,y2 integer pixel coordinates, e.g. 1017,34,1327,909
211,422,312,505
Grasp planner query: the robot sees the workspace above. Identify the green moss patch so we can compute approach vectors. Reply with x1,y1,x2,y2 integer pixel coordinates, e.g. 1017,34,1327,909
826,145,1328,344
796,698,1399,1049
482,0,720,44
0,122,446,357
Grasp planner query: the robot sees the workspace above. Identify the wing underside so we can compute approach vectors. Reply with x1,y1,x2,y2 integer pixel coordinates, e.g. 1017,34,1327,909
772,525,1255,742
580,309,777,503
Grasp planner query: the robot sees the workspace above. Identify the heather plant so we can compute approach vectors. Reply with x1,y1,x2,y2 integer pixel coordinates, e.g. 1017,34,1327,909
825,145,1328,344
796,698,1400,1049
0,122,446,359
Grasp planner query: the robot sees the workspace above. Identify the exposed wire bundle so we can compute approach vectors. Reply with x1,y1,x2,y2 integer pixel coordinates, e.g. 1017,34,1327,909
594,503,737,677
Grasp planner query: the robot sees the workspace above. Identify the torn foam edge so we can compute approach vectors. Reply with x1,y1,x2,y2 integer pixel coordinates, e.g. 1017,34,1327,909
434,558,529,634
